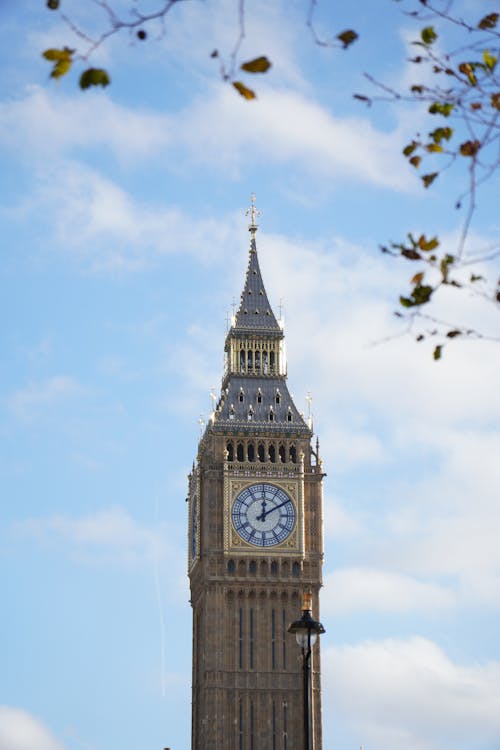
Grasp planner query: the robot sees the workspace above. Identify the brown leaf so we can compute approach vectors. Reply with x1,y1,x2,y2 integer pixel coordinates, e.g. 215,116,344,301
240,56,272,74
233,81,257,100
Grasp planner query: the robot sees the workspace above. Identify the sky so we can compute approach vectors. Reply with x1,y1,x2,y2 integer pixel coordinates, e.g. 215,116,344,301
1,1,500,749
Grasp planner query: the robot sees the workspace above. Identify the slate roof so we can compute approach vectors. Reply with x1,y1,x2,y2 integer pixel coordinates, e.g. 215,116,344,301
212,375,310,433
232,236,281,334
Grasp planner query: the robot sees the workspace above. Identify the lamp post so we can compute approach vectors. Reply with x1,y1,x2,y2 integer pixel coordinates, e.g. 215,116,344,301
288,592,325,750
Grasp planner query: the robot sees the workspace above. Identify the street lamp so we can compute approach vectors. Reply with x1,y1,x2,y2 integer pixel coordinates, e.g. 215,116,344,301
288,592,325,750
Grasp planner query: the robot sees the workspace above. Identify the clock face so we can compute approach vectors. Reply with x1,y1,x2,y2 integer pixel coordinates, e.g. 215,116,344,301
232,483,295,547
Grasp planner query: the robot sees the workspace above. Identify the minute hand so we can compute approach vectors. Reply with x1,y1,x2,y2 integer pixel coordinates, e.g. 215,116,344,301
260,499,291,521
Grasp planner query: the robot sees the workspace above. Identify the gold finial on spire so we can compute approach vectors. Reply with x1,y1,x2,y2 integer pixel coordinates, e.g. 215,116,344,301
246,192,261,234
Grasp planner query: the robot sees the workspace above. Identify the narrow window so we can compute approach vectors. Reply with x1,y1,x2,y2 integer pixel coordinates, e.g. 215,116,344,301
240,349,245,373
228,559,235,574
292,562,300,578
263,351,268,374
239,608,243,669
237,443,244,462
272,702,277,750
239,390,244,403
247,407,253,423
249,560,257,575
255,350,261,372
247,350,253,371
269,444,276,463
271,609,276,670
271,561,278,576
283,703,288,750
275,391,281,404
229,405,235,420
250,702,254,750
269,408,274,422
257,443,265,462
279,445,286,463
248,442,255,461
270,350,275,372
226,442,234,461
249,608,254,669
289,445,297,463
257,390,262,404
287,409,292,422
282,609,287,670
239,700,243,750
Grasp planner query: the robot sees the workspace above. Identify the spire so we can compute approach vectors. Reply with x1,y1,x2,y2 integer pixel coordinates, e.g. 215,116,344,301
232,194,281,332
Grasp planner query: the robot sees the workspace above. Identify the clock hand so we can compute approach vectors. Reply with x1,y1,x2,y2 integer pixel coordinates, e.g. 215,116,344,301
256,497,268,522
259,498,291,521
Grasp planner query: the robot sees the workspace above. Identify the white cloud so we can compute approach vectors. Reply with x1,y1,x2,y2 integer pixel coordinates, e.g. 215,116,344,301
0,707,66,750
323,637,500,750
323,567,455,615
7,376,81,421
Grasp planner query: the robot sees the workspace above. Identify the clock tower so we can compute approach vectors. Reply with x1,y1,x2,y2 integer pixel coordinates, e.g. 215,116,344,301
188,197,325,749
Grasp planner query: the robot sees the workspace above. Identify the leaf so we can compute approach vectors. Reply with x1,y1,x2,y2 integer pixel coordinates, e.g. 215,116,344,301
428,101,454,116
137,29,147,40
429,127,453,143
411,284,433,305
491,92,500,110
409,155,422,168
401,249,421,260
79,68,111,89
459,62,477,86
421,26,437,45
43,47,74,79
416,334,425,342
459,139,480,157
426,143,443,153
471,102,482,110
478,13,499,30
411,272,425,285
483,50,497,70
470,273,484,282
422,172,438,188
403,141,418,157
399,296,414,308
353,94,371,105
233,81,256,100
446,330,462,338
433,345,443,360
241,56,272,74
411,85,424,94
418,235,439,252
337,30,358,48
46,0,60,8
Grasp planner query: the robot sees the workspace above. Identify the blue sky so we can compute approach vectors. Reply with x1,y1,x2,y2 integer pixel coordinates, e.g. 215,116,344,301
1,1,500,749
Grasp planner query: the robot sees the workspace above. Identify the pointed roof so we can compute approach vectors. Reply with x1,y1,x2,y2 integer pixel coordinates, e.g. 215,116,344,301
232,234,281,332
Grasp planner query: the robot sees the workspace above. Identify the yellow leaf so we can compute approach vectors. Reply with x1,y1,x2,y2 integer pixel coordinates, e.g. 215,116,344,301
426,143,443,153
43,48,67,61
233,81,256,100
241,56,271,74
411,271,425,285
51,57,72,78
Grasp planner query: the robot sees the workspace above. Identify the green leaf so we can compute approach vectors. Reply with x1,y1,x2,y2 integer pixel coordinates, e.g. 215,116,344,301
429,127,453,143
233,81,257,100
337,30,358,48
433,345,443,360
470,273,484,282
241,56,272,74
478,13,499,30
43,47,74,79
411,284,433,305
426,143,443,153
79,68,111,90
403,141,418,157
428,102,454,117
483,50,497,70
421,26,437,45
399,296,414,308
422,172,438,188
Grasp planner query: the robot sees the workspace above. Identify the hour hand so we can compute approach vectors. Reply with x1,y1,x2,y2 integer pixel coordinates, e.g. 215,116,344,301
256,498,267,521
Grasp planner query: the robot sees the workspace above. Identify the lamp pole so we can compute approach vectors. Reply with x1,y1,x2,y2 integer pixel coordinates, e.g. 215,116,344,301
288,592,325,750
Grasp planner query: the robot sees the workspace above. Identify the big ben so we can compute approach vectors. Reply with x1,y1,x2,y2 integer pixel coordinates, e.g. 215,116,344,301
188,196,325,749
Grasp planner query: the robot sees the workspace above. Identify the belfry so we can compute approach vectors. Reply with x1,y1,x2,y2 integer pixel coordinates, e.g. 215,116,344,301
187,196,325,749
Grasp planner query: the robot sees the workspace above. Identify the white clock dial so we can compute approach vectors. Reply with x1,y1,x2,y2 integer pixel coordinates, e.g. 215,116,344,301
232,483,295,547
